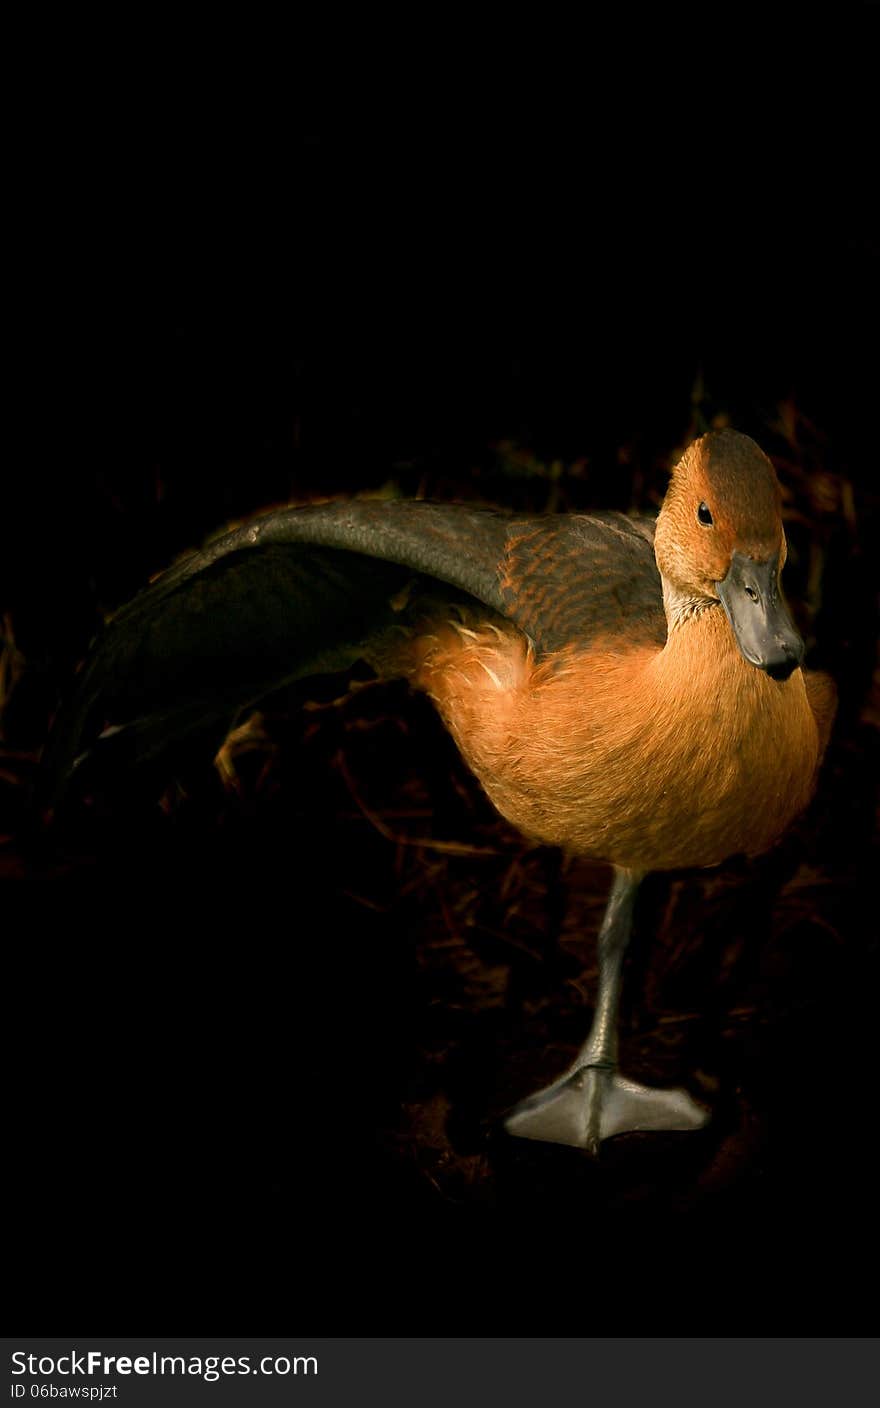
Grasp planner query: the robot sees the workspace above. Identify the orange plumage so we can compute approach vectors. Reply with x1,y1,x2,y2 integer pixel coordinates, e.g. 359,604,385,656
400,432,834,874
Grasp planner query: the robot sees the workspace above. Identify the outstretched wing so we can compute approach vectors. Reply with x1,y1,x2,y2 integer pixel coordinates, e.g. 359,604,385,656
38,499,663,814
497,510,661,653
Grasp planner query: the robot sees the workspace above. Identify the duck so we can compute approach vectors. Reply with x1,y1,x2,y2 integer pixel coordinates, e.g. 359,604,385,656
39,428,836,1152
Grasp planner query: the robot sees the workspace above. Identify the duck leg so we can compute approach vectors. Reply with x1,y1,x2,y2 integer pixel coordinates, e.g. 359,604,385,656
505,868,708,1152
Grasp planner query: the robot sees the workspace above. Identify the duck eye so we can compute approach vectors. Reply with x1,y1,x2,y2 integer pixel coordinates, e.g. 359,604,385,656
697,502,713,526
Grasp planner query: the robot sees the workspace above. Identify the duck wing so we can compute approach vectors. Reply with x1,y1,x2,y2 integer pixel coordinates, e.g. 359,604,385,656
38,500,663,813
496,510,663,655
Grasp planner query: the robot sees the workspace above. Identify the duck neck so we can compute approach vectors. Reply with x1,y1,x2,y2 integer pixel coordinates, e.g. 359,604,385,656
659,588,753,686
661,577,719,632
657,591,808,719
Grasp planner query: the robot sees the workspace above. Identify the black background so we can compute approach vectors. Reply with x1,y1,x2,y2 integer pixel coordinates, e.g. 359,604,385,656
5,10,879,1332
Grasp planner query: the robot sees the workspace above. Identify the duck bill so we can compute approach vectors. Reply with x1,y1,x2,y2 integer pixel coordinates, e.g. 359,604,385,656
716,551,805,681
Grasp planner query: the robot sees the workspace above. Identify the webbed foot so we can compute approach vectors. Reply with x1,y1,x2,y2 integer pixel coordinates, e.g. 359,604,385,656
505,1063,708,1153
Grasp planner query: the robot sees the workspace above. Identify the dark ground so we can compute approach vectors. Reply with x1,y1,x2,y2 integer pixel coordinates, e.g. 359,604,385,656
4,26,879,1333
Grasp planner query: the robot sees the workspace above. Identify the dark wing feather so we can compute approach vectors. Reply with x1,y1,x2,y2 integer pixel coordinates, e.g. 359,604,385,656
498,511,663,653
38,499,663,813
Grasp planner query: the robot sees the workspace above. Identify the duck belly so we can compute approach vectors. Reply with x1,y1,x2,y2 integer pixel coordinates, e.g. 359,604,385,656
412,623,821,873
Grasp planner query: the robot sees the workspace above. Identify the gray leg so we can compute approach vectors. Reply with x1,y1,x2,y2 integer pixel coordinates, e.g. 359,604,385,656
505,868,708,1152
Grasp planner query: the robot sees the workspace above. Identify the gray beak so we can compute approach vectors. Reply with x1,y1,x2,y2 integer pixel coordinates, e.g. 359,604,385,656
716,551,805,681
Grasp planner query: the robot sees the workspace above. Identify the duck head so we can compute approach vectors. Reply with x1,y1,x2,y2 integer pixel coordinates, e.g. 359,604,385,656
654,429,804,681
